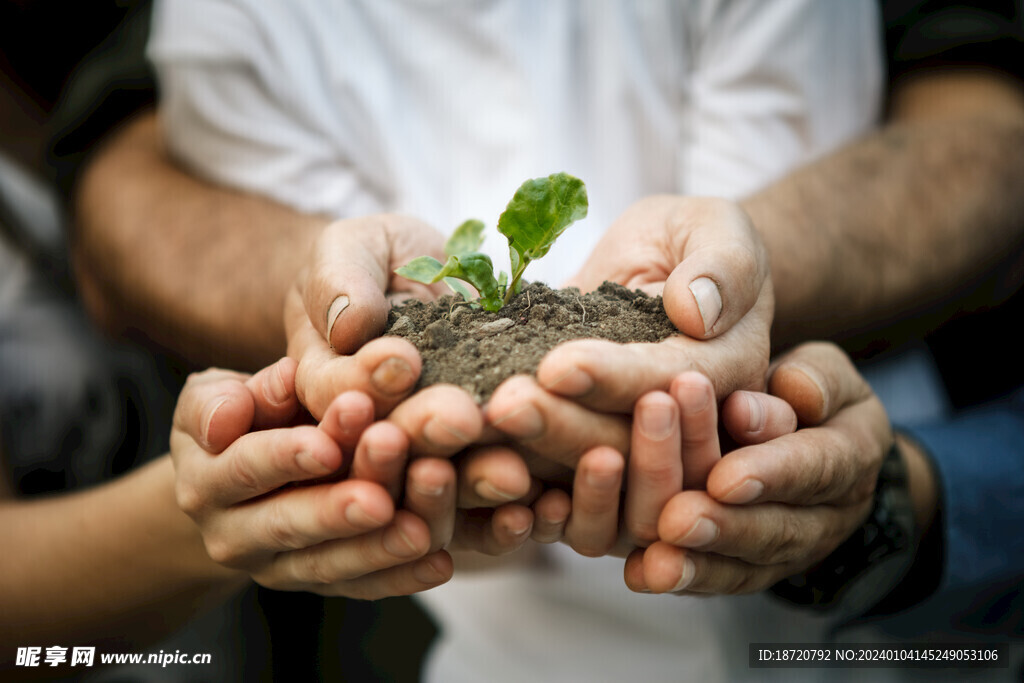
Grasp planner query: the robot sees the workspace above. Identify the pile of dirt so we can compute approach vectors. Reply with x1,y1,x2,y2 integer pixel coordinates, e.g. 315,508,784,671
385,281,677,403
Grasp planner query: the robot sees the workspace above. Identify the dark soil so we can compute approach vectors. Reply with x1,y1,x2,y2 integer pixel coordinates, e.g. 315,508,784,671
385,281,678,403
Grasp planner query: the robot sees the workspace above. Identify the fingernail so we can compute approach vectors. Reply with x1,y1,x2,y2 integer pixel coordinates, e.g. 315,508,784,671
677,517,719,548
678,381,711,414
689,277,722,336
266,363,290,405
540,367,593,396
337,409,368,438
505,520,533,538
672,556,696,592
326,295,350,351
585,467,620,490
344,502,387,528
413,555,448,583
424,418,473,448
742,392,766,433
199,396,230,450
383,524,421,556
474,479,520,502
411,479,446,498
789,363,829,419
371,357,416,395
721,478,765,504
638,402,675,441
296,450,333,476
489,403,544,439
366,445,402,468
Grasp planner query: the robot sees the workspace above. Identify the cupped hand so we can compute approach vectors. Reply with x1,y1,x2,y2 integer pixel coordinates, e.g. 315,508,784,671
625,342,891,595
170,358,453,599
538,195,774,412
285,214,448,420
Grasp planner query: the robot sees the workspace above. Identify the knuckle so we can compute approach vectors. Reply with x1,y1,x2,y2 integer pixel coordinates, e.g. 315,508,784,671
264,499,304,551
300,550,338,586
204,536,244,568
228,449,262,496
174,480,205,518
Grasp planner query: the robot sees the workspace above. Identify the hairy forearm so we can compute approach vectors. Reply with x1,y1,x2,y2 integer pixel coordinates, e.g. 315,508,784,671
74,111,329,370
0,457,244,651
745,71,1024,351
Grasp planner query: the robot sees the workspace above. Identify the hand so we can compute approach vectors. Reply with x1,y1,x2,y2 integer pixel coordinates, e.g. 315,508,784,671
285,214,448,420
625,343,891,595
170,358,453,599
527,373,797,558
541,195,774,409
486,196,772,478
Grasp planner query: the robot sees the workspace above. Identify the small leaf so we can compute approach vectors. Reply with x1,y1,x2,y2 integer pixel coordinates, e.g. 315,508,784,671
438,253,501,305
443,277,474,302
498,172,588,263
395,256,444,284
445,219,486,257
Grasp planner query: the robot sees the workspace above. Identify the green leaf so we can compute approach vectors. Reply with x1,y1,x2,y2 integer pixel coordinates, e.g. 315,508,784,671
395,256,444,284
445,219,485,257
438,253,502,310
498,172,588,264
442,277,474,302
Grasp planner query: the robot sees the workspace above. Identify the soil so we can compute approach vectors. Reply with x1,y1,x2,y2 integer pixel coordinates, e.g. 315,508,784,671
385,281,678,403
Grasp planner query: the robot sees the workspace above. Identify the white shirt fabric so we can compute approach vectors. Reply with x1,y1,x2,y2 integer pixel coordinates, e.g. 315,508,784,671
148,2,923,681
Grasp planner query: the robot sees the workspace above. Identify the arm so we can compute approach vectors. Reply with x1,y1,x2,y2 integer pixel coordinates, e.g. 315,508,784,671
73,111,325,370
746,69,1024,350
0,454,243,652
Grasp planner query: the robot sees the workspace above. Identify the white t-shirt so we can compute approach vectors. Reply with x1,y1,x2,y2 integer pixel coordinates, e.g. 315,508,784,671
148,2,915,681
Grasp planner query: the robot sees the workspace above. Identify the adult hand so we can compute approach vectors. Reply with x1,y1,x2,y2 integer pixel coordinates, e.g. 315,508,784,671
527,372,797,558
170,358,453,599
539,195,773,409
625,343,891,595
286,214,448,420
486,196,772,477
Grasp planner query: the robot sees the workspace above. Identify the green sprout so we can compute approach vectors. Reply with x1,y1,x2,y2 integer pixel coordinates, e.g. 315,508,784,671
395,172,588,312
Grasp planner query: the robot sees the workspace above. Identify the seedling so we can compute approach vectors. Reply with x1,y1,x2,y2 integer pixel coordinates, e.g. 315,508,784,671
395,172,588,312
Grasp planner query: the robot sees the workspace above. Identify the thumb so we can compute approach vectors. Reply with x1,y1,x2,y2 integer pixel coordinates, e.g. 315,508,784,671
661,199,770,339
302,219,397,355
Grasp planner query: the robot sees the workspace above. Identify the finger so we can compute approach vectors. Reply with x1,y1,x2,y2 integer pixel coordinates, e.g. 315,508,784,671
318,390,376,452
721,391,798,445
707,395,890,506
451,504,534,555
531,488,571,544
351,421,409,500
564,447,624,558
387,385,483,457
660,200,769,340
174,425,347,512
623,548,650,593
671,372,720,489
486,375,630,470
624,392,681,546
293,551,453,600
265,510,433,588
456,447,533,508
202,478,396,566
244,357,302,430
174,370,257,454
642,542,794,595
537,328,768,414
289,303,423,420
404,457,457,552
656,491,866,565
302,217,443,355
768,342,870,426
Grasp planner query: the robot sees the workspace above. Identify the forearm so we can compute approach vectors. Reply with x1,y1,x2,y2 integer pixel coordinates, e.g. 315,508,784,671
0,456,244,650
745,71,1024,350
73,111,329,370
